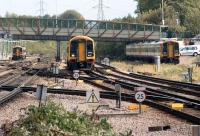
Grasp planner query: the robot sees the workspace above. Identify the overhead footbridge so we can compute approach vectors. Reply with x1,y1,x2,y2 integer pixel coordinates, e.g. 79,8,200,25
0,17,162,42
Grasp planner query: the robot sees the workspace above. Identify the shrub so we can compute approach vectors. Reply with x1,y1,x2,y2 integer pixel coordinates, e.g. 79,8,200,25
6,102,116,136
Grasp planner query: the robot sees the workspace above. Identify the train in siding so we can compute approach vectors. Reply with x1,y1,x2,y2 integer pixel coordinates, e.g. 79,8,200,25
67,36,96,70
126,40,180,64
12,46,26,60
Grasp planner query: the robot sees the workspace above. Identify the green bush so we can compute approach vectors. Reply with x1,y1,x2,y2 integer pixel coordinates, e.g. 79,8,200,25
7,102,116,136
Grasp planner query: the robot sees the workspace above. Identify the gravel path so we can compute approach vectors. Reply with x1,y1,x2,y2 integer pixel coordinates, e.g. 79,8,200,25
0,91,10,98
0,92,192,136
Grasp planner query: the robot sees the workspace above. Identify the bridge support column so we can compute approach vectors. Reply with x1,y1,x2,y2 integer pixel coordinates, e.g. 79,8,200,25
56,41,61,62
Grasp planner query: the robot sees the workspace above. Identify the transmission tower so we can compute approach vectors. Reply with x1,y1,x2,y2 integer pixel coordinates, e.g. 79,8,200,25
93,0,109,20
39,0,44,16
97,0,104,20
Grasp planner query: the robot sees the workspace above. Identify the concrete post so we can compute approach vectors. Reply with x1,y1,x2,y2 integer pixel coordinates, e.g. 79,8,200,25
193,125,200,136
155,56,160,73
188,67,193,83
56,41,61,62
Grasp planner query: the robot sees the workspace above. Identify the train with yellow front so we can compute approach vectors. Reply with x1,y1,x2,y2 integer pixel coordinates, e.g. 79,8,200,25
126,40,180,64
67,36,95,70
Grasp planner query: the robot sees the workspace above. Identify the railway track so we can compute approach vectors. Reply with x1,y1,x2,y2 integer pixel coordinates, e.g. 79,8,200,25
97,68,200,97
0,67,200,124
0,71,39,105
1,60,199,124
86,71,200,124
93,69,200,107
96,62,200,91
0,57,49,105
78,63,200,124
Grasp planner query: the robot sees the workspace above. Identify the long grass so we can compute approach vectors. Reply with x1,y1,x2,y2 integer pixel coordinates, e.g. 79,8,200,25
111,61,200,83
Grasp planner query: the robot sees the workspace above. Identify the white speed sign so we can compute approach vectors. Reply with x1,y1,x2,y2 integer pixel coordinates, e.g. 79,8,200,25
135,91,146,103
73,72,79,79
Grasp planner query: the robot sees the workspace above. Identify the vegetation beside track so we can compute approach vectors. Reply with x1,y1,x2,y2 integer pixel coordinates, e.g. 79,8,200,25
25,41,67,58
5,101,131,136
111,61,200,82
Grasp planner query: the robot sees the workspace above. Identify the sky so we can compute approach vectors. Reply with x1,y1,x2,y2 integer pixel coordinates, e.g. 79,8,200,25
0,0,137,20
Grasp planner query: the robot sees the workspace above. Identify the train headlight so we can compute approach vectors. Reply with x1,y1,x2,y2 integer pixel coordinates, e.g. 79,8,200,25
72,54,75,57
163,52,167,55
87,52,93,57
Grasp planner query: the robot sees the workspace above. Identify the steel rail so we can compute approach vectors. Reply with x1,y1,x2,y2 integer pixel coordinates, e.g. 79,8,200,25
95,62,200,91
96,68,200,97
89,70,200,109
0,73,38,105
0,84,200,124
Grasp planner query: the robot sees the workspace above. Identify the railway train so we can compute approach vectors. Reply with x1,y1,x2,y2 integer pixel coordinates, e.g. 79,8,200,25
12,46,26,60
67,36,96,70
126,40,180,64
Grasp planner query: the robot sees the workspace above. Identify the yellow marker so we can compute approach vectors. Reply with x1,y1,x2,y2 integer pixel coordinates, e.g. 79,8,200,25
94,80,103,84
78,80,84,83
128,104,148,111
168,103,184,110
106,69,111,72
72,80,84,84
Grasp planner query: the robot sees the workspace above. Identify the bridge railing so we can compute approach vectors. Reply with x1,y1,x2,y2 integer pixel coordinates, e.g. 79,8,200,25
0,17,161,32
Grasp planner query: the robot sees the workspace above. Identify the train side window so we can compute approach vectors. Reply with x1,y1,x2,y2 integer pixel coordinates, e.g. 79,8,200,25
163,43,168,52
87,41,94,57
70,40,78,57
174,43,179,51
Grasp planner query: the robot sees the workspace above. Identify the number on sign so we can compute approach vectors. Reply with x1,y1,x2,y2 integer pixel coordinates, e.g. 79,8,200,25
73,73,79,79
135,91,146,103
137,93,144,100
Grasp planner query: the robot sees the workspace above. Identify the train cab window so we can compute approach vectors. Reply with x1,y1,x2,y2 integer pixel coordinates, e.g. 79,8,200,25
174,43,179,51
174,43,179,54
87,41,94,57
70,41,78,57
163,43,168,52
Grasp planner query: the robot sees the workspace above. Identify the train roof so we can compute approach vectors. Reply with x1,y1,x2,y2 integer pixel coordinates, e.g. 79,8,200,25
70,35,94,42
13,45,24,48
127,40,179,47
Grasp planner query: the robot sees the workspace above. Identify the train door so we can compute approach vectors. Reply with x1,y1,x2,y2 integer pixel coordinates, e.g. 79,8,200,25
168,42,174,58
78,42,85,61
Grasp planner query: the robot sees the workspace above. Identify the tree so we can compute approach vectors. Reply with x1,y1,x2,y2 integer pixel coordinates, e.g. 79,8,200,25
182,0,200,34
134,0,200,34
59,10,84,20
135,0,161,13
5,12,18,18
